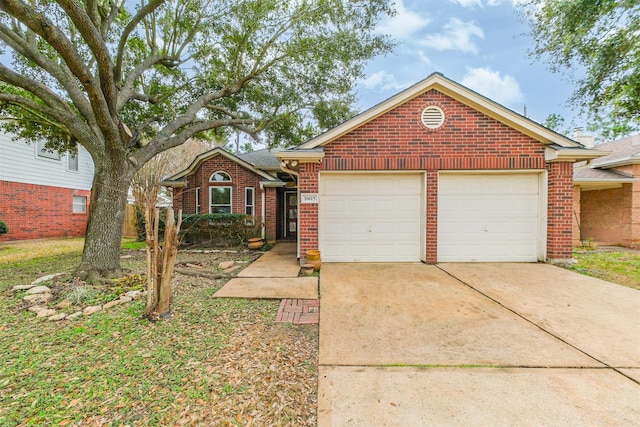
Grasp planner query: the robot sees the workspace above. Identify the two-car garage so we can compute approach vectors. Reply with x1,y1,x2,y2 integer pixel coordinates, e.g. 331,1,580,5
318,172,545,263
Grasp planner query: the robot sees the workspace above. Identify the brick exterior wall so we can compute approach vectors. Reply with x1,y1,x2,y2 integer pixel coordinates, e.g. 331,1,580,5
580,185,632,246
0,181,90,241
572,185,581,246
297,89,574,262
173,154,277,241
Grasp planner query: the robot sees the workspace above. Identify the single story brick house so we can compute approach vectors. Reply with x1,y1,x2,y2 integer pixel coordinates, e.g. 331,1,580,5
170,73,604,263
167,147,295,242
573,134,639,248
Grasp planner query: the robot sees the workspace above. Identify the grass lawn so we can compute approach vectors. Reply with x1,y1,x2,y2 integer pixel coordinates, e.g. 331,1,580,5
569,249,640,290
0,238,318,426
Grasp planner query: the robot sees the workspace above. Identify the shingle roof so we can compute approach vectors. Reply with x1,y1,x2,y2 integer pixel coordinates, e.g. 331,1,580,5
237,148,282,170
574,166,634,181
590,134,640,167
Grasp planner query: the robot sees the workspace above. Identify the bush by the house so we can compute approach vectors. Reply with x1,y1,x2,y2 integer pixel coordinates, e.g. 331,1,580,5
134,211,261,247
0,220,8,235
180,213,262,247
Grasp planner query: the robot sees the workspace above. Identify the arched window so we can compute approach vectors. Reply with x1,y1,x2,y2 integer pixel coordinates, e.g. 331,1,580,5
209,171,232,182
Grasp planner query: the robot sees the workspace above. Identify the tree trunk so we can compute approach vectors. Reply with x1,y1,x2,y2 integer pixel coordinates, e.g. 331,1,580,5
75,159,131,280
156,209,181,316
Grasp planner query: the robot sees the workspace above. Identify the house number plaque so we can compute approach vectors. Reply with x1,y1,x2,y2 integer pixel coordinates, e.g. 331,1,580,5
300,193,319,204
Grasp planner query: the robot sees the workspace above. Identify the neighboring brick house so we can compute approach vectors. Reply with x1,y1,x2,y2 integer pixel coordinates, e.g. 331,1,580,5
166,147,291,242
0,132,94,241
573,134,640,248
275,73,604,263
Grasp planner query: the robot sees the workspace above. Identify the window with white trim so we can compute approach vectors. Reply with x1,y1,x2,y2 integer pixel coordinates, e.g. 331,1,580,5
195,188,201,214
67,153,79,171
209,171,232,182
36,140,60,160
245,187,255,216
210,187,231,213
72,195,87,213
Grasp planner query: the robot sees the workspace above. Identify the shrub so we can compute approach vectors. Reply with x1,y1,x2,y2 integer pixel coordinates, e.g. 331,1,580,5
134,211,262,247
0,220,8,235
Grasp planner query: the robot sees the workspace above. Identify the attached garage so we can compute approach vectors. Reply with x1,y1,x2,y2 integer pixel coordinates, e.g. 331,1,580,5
438,172,545,262
319,173,424,262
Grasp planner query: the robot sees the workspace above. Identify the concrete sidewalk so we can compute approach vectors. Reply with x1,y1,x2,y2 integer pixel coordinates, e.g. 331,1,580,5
213,242,319,299
318,263,640,426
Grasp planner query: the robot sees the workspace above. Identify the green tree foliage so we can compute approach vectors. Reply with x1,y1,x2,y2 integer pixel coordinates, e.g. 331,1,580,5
523,0,639,127
0,0,394,278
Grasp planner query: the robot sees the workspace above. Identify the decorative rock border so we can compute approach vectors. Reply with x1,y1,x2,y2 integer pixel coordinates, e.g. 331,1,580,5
13,274,145,322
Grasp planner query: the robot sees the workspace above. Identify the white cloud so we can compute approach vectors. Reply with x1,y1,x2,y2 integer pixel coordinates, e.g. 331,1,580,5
461,67,526,108
420,18,484,54
448,0,483,7
376,0,430,40
360,71,406,92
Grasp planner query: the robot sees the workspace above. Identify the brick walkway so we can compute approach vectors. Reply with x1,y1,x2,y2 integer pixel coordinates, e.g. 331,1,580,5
275,299,319,324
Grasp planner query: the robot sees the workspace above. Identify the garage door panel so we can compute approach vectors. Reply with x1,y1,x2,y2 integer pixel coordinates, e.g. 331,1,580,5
438,173,541,262
320,173,423,262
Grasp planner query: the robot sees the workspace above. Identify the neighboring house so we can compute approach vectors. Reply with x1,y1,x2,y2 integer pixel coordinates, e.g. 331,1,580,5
0,132,94,241
171,73,604,263
573,134,640,248
166,147,291,242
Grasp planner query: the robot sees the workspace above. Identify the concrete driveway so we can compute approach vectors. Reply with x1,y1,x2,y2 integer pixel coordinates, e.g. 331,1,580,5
318,263,640,426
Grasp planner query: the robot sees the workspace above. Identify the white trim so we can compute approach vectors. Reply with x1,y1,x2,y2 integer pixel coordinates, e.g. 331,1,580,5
209,186,232,213
35,140,61,161
72,195,87,213
209,170,232,182
66,153,79,172
545,147,609,162
245,187,255,216
195,187,201,214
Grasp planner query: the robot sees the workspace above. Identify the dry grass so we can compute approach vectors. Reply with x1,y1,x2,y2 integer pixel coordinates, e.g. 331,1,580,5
0,237,85,264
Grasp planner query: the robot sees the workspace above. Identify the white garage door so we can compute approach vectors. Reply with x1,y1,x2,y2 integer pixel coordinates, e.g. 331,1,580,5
438,173,543,262
320,173,423,262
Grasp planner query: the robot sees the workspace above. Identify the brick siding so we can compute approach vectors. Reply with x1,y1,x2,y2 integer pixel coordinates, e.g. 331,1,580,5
580,184,632,247
297,89,574,261
174,154,277,241
0,181,90,241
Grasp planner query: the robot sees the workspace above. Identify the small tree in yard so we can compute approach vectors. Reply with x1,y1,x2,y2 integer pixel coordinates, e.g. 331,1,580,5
0,0,394,281
0,219,8,235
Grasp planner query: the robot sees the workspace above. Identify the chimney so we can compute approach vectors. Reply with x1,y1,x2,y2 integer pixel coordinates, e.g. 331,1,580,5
573,127,595,148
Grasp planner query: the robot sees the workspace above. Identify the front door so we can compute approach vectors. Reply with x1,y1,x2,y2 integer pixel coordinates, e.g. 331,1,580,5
284,191,298,240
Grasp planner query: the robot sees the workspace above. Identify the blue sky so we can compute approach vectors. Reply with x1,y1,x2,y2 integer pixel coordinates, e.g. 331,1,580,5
354,0,581,130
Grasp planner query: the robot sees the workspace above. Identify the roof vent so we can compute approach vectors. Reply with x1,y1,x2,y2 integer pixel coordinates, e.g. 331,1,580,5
421,106,445,129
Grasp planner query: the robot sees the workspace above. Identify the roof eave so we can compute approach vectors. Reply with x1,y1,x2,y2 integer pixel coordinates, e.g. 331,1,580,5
592,156,640,169
545,147,609,163
275,149,325,163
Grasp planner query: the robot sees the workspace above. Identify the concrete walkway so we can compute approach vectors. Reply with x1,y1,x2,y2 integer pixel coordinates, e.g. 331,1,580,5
213,242,319,300
318,263,640,426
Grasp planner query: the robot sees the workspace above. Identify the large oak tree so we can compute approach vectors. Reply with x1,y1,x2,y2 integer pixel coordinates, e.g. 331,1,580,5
523,0,639,129
0,0,393,279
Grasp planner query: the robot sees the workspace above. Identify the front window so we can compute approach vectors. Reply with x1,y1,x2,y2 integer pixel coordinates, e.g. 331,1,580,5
72,195,87,213
209,171,231,182
245,187,255,216
195,188,201,214
210,187,231,213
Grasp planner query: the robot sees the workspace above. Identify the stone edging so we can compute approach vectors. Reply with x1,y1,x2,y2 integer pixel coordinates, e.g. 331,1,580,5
13,273,145,322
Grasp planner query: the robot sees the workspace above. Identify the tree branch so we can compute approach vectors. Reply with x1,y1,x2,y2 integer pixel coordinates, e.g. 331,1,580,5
56,0,117,113
114,0,166,86
0,0,118,145
0,22,94,123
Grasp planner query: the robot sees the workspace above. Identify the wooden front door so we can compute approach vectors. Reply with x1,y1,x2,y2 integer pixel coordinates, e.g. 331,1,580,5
284,191,298,240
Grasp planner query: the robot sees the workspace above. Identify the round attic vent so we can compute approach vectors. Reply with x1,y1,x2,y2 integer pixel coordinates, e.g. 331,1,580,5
421,106,445,129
